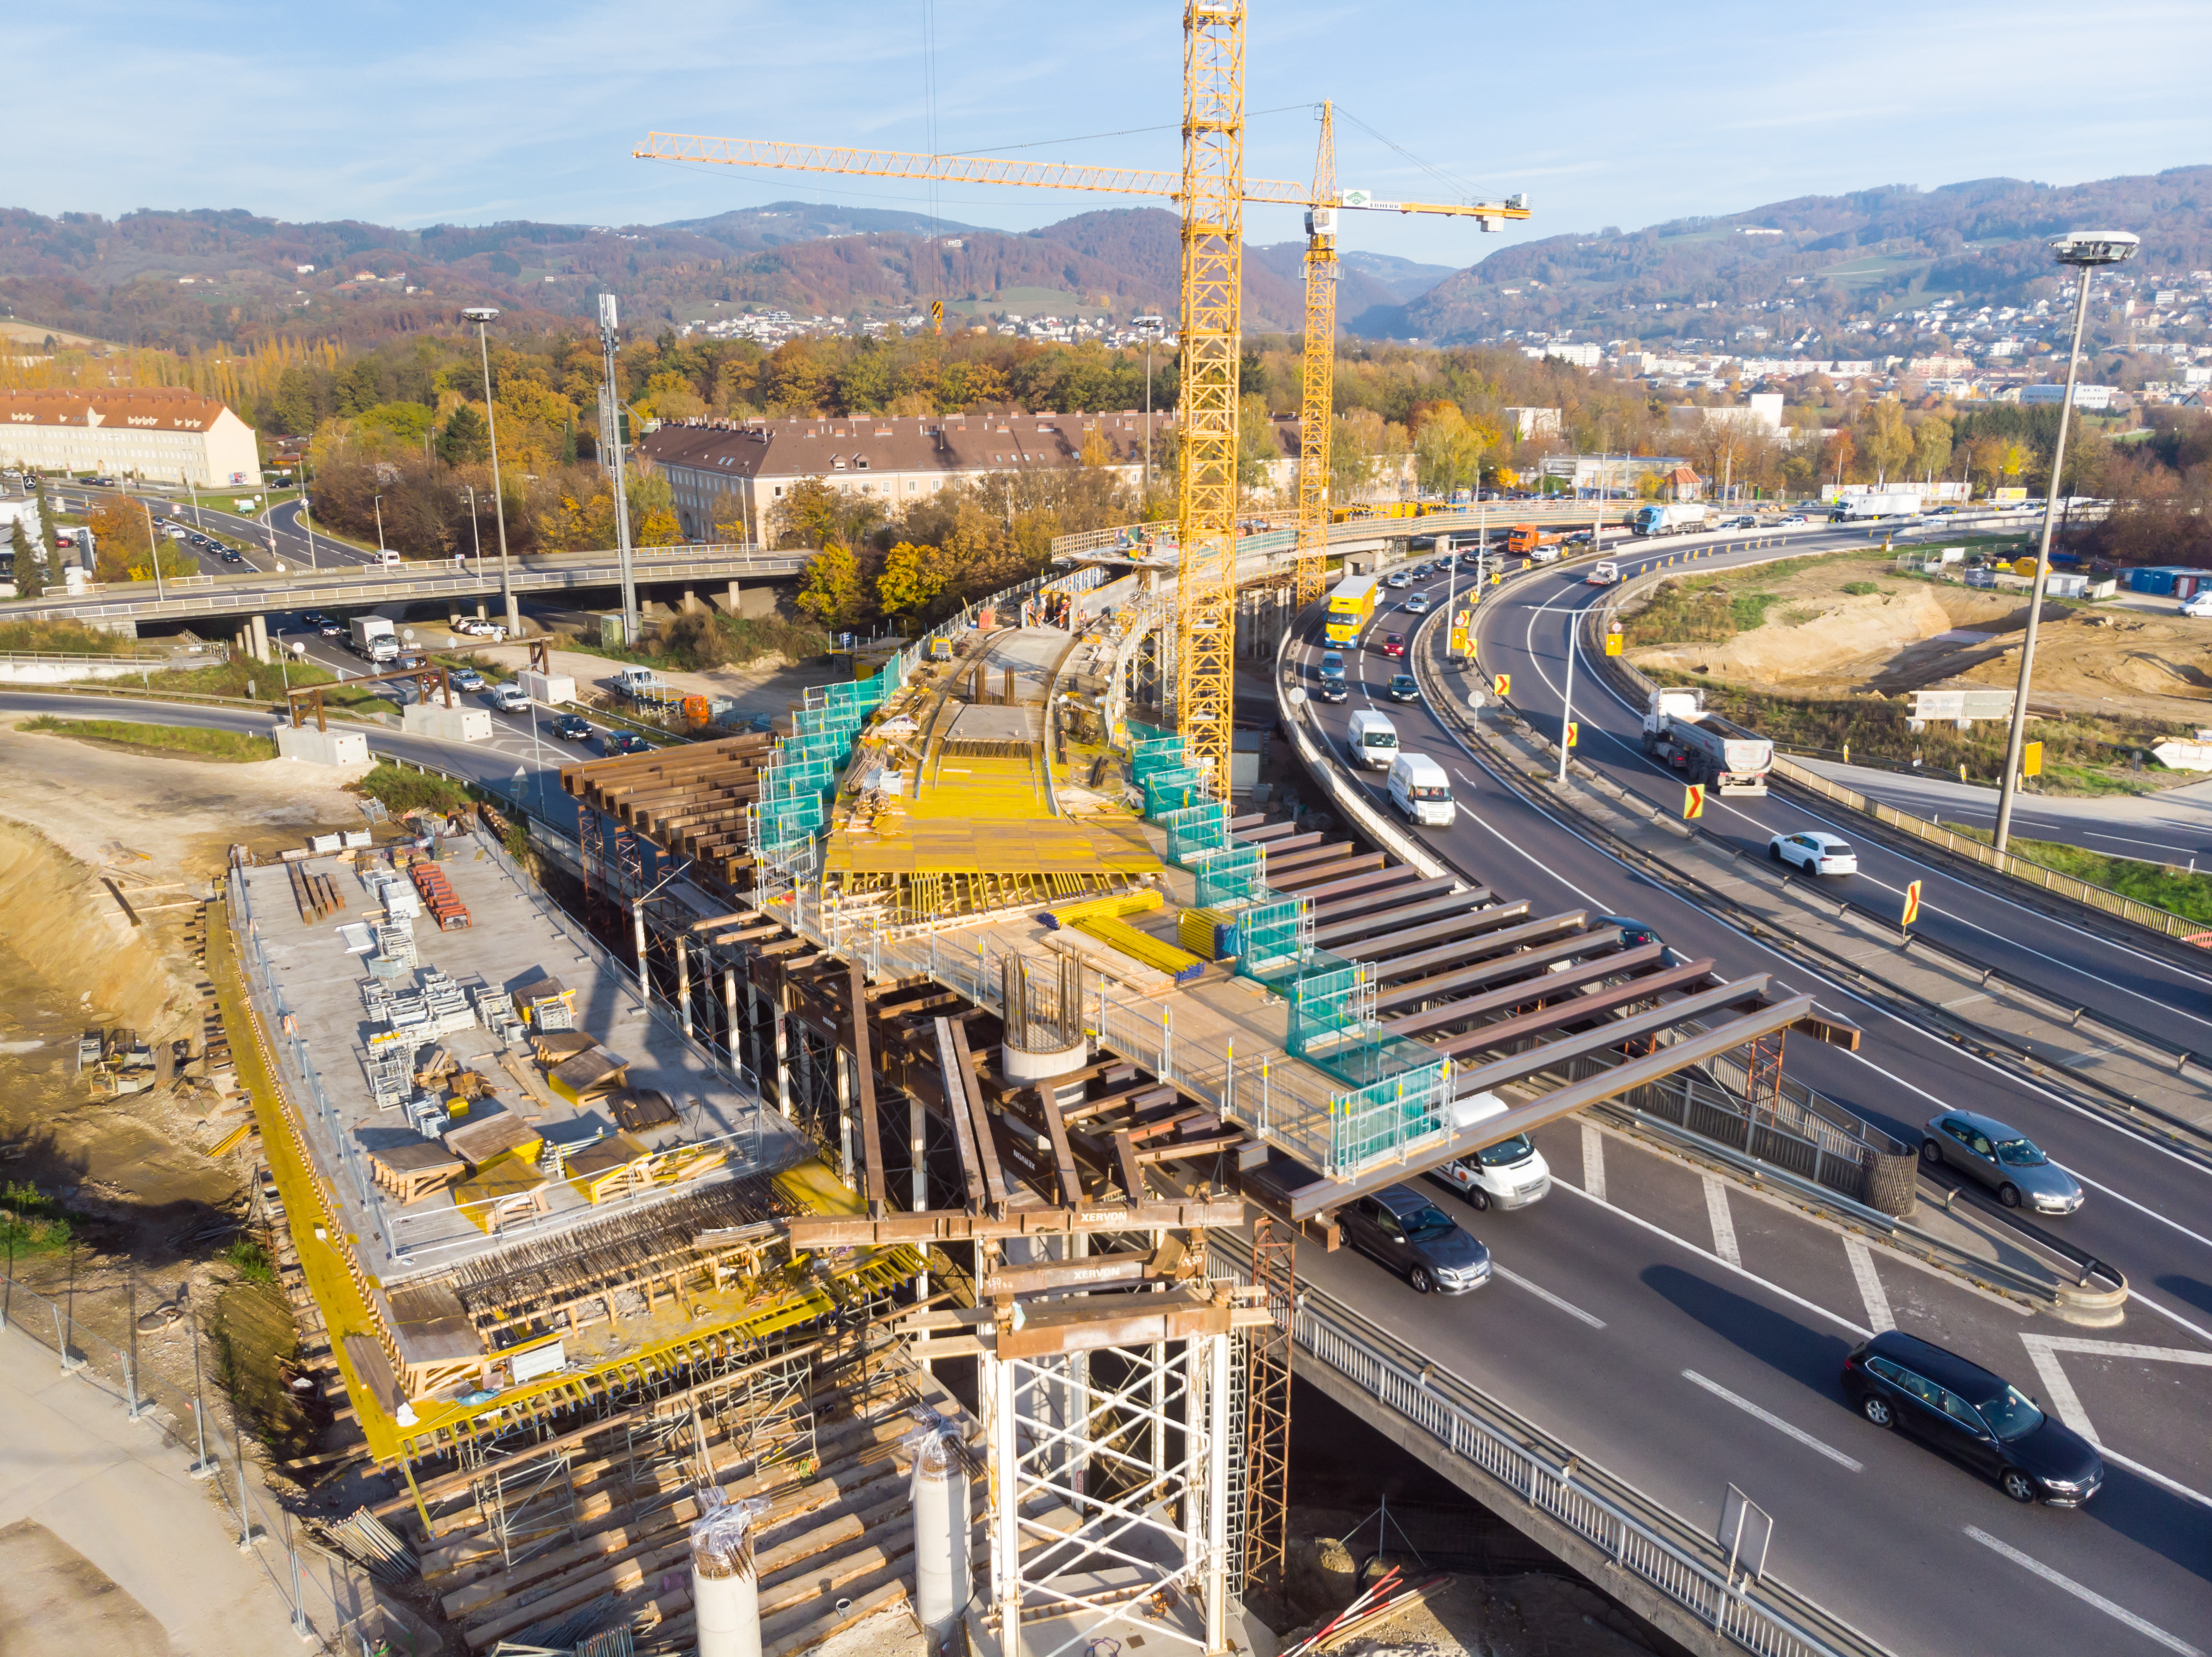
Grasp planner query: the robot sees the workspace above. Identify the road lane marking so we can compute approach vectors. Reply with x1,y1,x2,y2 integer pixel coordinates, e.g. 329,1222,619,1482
1964,1528,2202,1655
1680,1370,1861,1471
1702,1174,1740,1267
2020,1334,2098,1441
1843,1237,1894,1332
1553,1177,1870,1337
2016,1336,2212,1512
1581,1123,1606,1201
1493,1264,1606,1329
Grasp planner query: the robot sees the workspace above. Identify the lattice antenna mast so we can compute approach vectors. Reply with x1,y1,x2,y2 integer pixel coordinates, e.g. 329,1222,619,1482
1293,103,1338,609
1175,1,1247,789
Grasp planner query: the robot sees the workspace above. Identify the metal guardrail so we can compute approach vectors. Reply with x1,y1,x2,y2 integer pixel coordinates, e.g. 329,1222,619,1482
1588,556,2212,949
0,1269,380,1652
1211,1236,1891,1657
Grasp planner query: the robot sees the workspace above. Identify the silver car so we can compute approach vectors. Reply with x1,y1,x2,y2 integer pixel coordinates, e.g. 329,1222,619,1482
1921,1111,2082,1214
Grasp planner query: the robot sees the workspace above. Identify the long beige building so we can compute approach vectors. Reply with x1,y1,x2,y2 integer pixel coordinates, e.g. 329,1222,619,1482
0,389,262,487
639,410,1172,541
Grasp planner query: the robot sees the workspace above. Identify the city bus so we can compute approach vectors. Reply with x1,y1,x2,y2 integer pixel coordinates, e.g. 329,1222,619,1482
1323,573,1381,646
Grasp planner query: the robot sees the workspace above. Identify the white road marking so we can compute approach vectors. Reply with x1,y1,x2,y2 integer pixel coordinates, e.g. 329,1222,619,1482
1581,1122,1606,1201
1680,1370,1862,1471
2020,1334,2099,1441
1964,1528,2203,1656
1493,1264,1606,1329
2015,1335,2212,1512
1843,1237,1894,1332
1701,1174,1740,1266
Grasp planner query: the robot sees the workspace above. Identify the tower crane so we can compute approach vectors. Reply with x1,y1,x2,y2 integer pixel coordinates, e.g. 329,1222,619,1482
636,19,1528,787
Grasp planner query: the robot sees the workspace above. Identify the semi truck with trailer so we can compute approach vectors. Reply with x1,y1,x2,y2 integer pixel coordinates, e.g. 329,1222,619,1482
1629,503,1715,537
1640,688,1773,793
1828,490,1925,521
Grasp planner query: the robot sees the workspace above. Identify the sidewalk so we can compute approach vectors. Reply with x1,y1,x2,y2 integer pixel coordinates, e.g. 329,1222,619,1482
0,1317,332,1655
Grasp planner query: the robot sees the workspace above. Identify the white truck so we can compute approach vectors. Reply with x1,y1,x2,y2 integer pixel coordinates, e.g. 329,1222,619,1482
1640,688,1772,794
348,615,399,664
1828,490,1923,521
1387,751,1457,826
1346,708,1399,771
1629,503,1714,537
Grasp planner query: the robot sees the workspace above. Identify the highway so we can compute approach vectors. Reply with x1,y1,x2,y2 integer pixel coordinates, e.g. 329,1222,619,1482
1283,540,2212,1656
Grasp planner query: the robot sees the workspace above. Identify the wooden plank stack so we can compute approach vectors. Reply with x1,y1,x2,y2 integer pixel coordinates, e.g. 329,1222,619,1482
560,735,775,887
289,859,345,925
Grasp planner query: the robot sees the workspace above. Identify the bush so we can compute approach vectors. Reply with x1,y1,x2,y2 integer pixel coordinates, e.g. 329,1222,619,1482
348,761,473,815
0,617,120,655
1842,581,1880,596
218,1238,276,1284
22,717,278,762
0,1182,75,1256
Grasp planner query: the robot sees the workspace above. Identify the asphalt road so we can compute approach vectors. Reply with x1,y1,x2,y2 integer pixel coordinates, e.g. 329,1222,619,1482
1284,544,2212,1654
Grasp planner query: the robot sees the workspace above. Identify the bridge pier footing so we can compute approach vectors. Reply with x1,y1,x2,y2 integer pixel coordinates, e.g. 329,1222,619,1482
249,613,269,664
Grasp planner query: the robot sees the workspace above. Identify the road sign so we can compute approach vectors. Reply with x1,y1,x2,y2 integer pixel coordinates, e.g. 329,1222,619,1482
2022,741,2043,778
1902,879,1922,927
1492,673,1511,697
1910,689,2015,722
1720,1486,1773,1587
1565,721,1579,747
1682,784,1705,819
1605,633,1623,656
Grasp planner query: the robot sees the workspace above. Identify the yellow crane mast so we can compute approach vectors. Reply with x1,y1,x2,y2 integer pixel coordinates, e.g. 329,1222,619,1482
1293,102,1338,609
1173,1,1247,785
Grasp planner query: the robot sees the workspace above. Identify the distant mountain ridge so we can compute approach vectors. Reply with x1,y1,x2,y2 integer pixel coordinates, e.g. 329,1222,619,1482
2,166,2205,352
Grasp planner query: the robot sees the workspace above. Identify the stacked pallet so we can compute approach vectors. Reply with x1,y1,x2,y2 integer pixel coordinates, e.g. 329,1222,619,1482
409,860,472,930
288,859,345,925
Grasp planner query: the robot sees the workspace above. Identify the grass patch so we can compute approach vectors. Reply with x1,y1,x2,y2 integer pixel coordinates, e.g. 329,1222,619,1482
555,610,832,672
0,617,130,655
1643,670,2175,796
217,1237,276,1284
0,1181,75,1256
88,654,399,716
21,716,278,762
1942,822,2212,921
1620,577,1787,646
1842,581,1880,596
349,760,473,815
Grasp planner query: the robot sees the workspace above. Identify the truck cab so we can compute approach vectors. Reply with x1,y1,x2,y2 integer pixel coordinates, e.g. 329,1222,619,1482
1431,1133,1552,1211
1641,688,1773,794
1347,709,1399,770
1586,561,1620,586
1388,751,1457,827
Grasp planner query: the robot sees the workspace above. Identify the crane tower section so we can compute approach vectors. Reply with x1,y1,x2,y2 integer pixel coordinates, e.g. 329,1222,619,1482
1295,103,1338,609
1176,0,1247,788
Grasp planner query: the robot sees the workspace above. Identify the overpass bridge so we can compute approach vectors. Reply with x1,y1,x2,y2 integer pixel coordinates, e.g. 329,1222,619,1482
2,542,809,634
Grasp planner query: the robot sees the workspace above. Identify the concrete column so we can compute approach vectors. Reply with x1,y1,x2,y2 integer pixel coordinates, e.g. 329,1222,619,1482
676,938,693,1039
683,585,698,614
249,614,270,664
722,968,739,1075
913,1437,972,1643
835,1047,855,1190
505,592,521,635
632,902,650,998
476,600,487,620
691,1509,763,1657
772,999,792,1121
726,579,742,615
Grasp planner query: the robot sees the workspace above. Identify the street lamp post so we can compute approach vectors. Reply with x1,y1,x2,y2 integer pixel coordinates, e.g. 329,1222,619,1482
373,493,387,559
136,497,167,603
1992,230,2138,854
1136,315,1163,500
464,307,519,636
597,293,639,645
465,485,483,580
296,452,318,571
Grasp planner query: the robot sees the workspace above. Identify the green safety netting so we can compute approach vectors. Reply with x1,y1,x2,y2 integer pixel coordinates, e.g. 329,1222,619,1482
1131,736,1187,784
1328,1060,1453,1174
1229,894,1308,972
1160,803,1229,864
1141,768,1205,816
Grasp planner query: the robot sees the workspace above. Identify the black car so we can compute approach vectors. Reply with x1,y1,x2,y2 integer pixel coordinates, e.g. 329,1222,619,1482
1595,915,1664,950
1843,1330,2103,1506
1317,678,1350,703
1387,673,1420,702
600,730,652,756
1340,1185,1492,1294
551,713,592,741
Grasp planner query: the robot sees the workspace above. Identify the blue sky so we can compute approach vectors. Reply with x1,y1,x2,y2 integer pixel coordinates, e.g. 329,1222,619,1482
20,1,2212,263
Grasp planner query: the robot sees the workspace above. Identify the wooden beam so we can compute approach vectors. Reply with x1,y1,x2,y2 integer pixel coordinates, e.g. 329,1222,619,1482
784,1197,1247,1247
932,1016,986,1210
947,1019,1009,1211
1037,1092,1082,1207
849,960,886,1216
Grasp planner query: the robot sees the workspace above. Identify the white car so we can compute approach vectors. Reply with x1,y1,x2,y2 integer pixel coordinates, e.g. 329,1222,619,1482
489,685,530,714
1770,830,1858,875
1429,1133,1551,1211
2181,593,2212,619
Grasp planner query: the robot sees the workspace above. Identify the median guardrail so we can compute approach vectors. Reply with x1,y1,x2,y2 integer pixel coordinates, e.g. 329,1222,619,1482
1211,1233,1894,1657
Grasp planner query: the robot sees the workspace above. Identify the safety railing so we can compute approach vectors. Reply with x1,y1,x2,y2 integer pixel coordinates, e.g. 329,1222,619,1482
1210,1237,1892,1657
0,1271,383,1653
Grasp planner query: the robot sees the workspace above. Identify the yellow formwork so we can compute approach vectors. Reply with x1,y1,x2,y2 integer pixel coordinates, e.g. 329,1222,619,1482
210,909,920,1471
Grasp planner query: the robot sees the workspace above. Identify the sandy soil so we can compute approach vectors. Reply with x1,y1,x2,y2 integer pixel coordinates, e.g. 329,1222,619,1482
1627,554,2212,728
463,642,848,718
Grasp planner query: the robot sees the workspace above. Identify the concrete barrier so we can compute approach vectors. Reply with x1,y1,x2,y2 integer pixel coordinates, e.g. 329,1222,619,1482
275,725,370,765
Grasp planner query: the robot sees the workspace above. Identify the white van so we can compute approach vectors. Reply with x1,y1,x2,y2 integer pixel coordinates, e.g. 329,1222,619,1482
1388,752,1457,827
1346,708,1399,771
1432,1132,1552,1210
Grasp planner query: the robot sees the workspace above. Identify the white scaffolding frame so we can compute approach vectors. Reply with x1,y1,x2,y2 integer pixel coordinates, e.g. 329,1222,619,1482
980,1330,1231,1657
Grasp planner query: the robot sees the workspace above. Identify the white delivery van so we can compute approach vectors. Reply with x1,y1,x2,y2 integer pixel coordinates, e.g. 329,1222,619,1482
1431,1132,1552,1211
1346,708,1399,771
1388,751,1457,827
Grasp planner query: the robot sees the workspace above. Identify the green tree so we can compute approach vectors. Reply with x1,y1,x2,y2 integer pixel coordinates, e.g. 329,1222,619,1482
1913,415,1954,484
773,477,844,549
437,403,490,465
9,518,42,598
1864,398,1914,485
1236,394,1283,494
876,540,948,621
796,541,863,627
